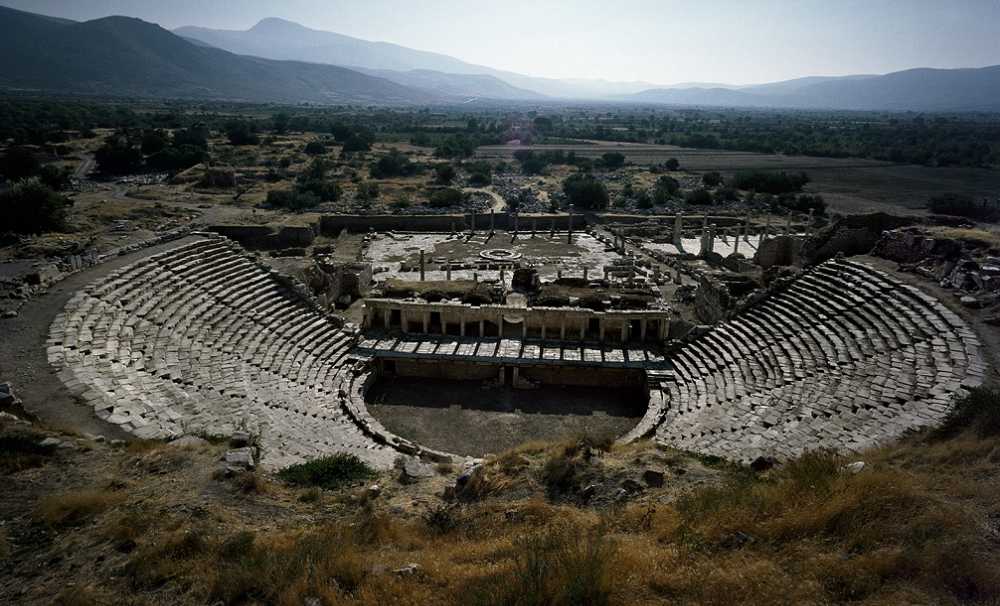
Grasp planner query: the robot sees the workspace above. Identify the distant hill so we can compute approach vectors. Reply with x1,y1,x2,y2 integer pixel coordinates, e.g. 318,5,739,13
354,68,547,101
625,66,1000,111
0,7,441,105
175,18,667,99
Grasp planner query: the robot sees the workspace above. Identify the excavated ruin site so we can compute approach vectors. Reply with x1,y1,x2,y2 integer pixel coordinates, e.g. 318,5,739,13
33,210,990,470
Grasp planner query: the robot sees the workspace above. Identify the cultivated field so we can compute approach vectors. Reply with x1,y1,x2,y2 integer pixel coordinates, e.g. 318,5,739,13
478,141,1000,215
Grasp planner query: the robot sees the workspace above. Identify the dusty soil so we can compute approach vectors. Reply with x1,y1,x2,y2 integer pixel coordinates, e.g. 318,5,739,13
367,377,645,457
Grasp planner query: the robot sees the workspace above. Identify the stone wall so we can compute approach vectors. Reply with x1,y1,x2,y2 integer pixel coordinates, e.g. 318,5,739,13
799,213,916,265
320,213,584,235
754,235,806,268
209,224,318,249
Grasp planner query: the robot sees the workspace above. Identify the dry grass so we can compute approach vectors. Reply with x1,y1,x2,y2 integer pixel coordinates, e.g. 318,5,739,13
934,226,1000,249
35,489,126,528
0,527,9,562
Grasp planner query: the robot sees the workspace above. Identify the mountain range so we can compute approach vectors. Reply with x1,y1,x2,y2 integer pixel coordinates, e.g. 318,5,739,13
0,6,440,105
3,5,1000,111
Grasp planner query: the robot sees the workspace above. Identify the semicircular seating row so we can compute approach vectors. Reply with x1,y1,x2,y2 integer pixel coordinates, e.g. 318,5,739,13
637,258,986,463
46,236,425,470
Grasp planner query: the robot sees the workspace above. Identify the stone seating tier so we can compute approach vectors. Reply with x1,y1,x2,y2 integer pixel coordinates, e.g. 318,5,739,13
48,237,404,469
636,258,984,463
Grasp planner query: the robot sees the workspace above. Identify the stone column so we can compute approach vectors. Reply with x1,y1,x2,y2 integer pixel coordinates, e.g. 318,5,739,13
541,322,546,340
672,211,683,245
640,319,647,340
567,206,574,244
762,214,771,244
490,209,495,233
401,311,409,334
446,259,452,281
709,223,717,254
785,213,792,235
460,313,466,336
422,313,429,334
734,227,741,256
620,321,628,343
550,218,556,238
583,267,589,280
598,320,605,342
479,320,484,336
419,250,426,281
700,222,711,257
383,309,390,331
521,321,527,339
744,213,752,244
532,218,537,236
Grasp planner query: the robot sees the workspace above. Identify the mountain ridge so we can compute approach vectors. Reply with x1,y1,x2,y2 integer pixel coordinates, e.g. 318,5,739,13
0,7,443,105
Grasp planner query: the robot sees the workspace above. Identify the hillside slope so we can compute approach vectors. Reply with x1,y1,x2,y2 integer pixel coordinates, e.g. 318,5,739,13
0,7,440,105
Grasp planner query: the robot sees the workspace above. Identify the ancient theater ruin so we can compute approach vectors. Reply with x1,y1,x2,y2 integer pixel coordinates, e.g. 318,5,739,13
44,210,986,469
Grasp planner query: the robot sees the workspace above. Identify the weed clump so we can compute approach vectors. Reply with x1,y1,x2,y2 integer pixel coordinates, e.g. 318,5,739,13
469,525,615,606
277,453,376,490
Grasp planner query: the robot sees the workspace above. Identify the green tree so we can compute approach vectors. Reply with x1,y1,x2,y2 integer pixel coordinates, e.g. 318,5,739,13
272,112,291,135
665,158,680,171
1,178,71,234
95,133,143,175
685,188,714,206
304,140,327,156
225,121,260,146
428,188,465,208
435,163,456,185
653,176,679,204
562,174,609,210
0,147,41,181
702,171,723,187
600,152,626,170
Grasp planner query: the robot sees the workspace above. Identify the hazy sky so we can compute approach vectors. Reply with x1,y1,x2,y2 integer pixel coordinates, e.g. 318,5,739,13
6,0,1000,84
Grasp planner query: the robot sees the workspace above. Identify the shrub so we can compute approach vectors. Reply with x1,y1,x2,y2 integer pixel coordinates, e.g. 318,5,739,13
1,178,72,234
933,387,1000,439
95,133,143,174
277,454,376,489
